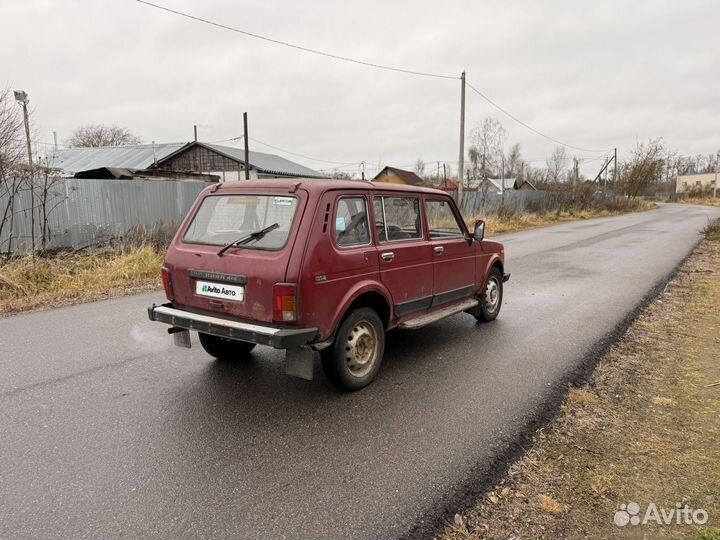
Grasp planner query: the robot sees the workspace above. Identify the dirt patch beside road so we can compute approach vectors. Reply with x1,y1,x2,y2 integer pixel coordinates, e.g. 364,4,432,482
441,220,720,540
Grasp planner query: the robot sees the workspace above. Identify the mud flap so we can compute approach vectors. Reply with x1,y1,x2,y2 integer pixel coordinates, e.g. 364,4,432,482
285,347,314,380
172,329,192,348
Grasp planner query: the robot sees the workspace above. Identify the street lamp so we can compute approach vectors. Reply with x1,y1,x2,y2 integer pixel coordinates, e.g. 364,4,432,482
13,90,33,170
14,89,36,253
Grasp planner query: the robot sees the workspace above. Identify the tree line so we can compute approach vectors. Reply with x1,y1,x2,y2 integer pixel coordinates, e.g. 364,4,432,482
408,117,718,197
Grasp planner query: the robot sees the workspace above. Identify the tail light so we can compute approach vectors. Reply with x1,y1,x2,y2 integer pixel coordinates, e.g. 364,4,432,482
273,283,299,322
161,267,174,301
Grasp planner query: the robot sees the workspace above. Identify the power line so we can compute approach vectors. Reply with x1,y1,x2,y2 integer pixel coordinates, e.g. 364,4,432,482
247,136,361,165
217,135,362,166
135,0,458,80
465,79,612,154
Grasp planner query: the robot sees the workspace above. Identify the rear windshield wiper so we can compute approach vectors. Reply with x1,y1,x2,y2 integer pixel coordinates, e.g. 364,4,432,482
217,223,280,256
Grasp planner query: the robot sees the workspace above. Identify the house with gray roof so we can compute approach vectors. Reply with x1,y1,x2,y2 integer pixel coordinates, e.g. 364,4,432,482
49,141,326,180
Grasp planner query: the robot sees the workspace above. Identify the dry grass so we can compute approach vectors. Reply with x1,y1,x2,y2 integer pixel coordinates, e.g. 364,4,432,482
440,219,720,540
682,196,720,208
0,245,164,315
468,201,656,236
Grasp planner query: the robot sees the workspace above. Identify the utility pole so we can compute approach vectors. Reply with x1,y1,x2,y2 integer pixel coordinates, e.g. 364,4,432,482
52,131,58,154
243,112,250,180
714,151,718,199
14,90,35,254
573,157,579,186
442,163,447,189
361,161,365,181
458,71,466,207
193,124,198,142
501,154,505,205
613,147,617,188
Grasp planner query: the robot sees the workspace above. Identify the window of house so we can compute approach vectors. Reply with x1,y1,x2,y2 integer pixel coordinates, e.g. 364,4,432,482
425,199,464,239
373,196,422,242
334,197,370,247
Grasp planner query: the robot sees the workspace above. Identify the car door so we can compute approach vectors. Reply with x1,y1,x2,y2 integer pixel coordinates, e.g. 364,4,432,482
371,194,434,317
424,196,477,306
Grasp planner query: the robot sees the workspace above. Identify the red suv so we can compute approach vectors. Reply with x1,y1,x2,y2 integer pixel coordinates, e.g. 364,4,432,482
148,179,509,390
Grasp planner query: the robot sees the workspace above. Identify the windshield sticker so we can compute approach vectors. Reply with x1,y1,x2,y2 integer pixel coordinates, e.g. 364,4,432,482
274,197,294,206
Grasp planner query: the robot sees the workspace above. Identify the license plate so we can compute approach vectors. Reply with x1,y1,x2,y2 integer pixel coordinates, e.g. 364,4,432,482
195,280,244,302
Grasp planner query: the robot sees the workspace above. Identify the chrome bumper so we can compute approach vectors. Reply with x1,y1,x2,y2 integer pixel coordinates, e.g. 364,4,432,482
147,303,318,349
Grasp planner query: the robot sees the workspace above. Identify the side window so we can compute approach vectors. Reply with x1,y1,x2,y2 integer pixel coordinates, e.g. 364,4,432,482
374,196,422,242
334,197,370,247
425,199,464,239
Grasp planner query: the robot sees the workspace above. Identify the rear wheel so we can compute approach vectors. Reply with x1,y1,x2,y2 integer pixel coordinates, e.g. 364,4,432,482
321,308,385,391
198,333,256,361
474,267,504,322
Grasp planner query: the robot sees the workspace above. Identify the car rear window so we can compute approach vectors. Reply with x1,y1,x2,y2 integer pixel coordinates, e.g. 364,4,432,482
183,194,298,250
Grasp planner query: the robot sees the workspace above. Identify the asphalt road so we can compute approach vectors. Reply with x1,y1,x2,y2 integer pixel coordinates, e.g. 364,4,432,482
2,203,719,540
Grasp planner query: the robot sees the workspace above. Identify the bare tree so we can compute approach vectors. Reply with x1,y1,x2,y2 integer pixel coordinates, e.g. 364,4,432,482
505,143,522,179
546,146,569,183
66,124,142,147
468,118,506,183
618,138,666,197
414,158,426,179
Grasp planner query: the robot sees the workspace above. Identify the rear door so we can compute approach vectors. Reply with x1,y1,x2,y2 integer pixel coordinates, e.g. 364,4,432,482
424,197,476,305
167,190,305,323
371,194,433,317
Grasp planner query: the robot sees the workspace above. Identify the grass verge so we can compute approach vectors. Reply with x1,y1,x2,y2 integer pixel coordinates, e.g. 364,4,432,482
440,219,720,540
0,245,164,316
680,197,720,208
472,201,656,236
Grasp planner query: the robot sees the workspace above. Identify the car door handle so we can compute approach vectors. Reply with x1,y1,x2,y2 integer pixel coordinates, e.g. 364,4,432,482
381,252,395,261
434,246,444,254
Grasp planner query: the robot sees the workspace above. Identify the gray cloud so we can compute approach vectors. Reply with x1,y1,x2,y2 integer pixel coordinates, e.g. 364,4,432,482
2,0,718,177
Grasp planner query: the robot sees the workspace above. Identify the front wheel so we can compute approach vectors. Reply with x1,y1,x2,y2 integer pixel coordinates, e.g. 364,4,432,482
474,267,504,322
321,308,385,391
198,333,256,361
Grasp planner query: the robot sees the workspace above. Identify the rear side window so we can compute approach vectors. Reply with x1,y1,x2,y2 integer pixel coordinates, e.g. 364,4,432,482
183,194,298,250
374,196,422,242
334,197,370,247
425,199,464,239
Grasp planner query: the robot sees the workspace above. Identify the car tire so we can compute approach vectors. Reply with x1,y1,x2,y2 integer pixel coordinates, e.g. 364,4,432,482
474,267,504,322
198,332,256,361
321,308,385,391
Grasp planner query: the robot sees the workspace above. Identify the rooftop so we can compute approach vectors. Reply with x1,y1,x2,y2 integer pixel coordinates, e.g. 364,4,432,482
48,141,325,178
213,177,448,196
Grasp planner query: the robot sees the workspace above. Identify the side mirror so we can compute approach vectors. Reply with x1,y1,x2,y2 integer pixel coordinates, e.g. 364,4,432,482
473,220,485,241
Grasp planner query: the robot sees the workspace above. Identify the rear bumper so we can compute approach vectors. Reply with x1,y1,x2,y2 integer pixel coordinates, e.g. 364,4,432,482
147,303,318,349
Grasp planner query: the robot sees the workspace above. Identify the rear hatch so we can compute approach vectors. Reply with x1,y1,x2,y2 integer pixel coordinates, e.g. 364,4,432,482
165,188,307,324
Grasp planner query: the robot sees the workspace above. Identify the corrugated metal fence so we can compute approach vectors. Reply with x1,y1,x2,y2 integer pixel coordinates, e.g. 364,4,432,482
449,190,554,216
1,178,563,254
0,177,209,254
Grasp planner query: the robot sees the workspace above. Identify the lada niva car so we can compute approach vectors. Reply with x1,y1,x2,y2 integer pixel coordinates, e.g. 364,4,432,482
148,179,509,390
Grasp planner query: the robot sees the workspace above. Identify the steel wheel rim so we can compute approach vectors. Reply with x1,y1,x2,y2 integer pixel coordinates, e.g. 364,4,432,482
484,277,500,312
344,320,378,378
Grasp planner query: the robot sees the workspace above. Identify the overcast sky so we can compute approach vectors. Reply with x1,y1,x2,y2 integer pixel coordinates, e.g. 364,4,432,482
2,0,718,177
